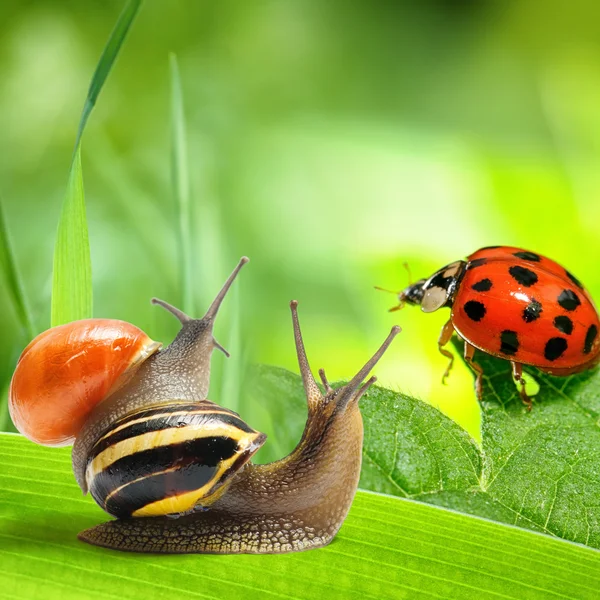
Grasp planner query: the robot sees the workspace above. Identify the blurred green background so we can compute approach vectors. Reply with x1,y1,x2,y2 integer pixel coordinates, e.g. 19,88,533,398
1,0,599,442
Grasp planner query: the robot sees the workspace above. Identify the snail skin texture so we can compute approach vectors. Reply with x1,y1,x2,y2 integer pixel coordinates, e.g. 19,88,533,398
9,257,400,554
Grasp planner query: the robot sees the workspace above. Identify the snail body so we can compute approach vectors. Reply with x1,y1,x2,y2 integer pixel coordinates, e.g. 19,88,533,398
79,303,399,553
10,257,400,554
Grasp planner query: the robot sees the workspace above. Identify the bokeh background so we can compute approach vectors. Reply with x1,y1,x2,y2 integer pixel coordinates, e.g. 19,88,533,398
1,0,599,441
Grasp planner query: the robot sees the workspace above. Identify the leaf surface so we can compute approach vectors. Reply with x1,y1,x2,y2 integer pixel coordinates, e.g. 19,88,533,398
1,433,599,600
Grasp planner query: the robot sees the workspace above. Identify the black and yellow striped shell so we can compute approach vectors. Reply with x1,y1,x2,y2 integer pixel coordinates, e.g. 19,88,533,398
85,400,266,518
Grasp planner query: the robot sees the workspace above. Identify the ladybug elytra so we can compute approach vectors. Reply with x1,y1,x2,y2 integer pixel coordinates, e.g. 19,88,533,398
385,246,600,408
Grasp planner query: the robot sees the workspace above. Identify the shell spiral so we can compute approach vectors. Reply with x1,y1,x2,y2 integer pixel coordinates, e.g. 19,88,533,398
9,319,160,446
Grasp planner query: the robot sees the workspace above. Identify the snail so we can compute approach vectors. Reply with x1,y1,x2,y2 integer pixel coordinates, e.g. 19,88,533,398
9,257,400,554
10,257,250,512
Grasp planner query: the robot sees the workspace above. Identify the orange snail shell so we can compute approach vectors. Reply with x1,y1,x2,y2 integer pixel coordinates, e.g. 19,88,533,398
9,320,161,447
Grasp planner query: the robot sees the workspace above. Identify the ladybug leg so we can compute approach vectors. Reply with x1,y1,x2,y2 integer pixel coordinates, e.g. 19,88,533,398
463,342,484,400
511,362,532,411
437,319,455,384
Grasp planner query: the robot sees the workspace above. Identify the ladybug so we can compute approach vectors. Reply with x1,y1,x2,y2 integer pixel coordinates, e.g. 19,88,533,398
383,246,600,408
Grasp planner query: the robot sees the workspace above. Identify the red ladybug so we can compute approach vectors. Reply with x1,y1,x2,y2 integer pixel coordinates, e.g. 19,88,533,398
384,246,600,408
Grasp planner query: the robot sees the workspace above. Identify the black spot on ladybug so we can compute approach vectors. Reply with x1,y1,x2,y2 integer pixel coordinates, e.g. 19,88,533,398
513,251,541,262
472,278,492,292
565,269,583,290
500,330,519,356
553,316,573,335
584,324,598,355
544,337,568,361
557,289,581,312
464,300,486,322
522,299,542,323
467,258,487,270
509,265,538,287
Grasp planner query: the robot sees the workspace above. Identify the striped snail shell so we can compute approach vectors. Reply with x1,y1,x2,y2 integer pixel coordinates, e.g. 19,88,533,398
86,400,265,519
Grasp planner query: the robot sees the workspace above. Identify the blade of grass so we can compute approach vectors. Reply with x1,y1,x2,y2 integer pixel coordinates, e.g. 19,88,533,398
51,0,144,326
74,0,143,150
0,379,15,433
51,148,92,326
169,53,194,315
0,196,35,339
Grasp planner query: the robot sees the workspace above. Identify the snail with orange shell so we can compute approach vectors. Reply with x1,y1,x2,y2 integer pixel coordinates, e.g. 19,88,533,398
379,246,600,407
9,257,400,554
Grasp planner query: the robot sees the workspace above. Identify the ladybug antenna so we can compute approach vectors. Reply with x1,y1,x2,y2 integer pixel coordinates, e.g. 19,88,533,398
375,261,415,312
374,286,400,295
374,286,406,312
403,262,413,286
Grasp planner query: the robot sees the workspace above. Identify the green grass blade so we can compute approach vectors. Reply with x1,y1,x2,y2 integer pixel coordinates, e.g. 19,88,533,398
0,389,7,431
0,196,35,339
74,0,143,150
52,0,143,326
169,53,194,315
51,148,92,326
0,381,15,433
1,433,599,599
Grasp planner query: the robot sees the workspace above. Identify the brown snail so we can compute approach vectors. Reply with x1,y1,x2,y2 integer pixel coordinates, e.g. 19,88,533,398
9,257,400,553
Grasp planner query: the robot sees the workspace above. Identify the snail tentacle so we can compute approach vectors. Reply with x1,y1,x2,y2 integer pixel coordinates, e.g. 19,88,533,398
203,257,249,320
337,325,400,409
290,300,323,412
151,298,191,324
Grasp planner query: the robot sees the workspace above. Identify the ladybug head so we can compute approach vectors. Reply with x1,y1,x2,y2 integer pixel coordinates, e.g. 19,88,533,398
377,260,466,314
375,266,427,312
393,279,427,312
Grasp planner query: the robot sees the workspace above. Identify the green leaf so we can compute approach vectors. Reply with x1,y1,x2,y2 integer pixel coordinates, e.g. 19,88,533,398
1,433,599,599
169,53,194,316
51,147,93,326
448,341,600,546
250,360,600,550
358,381,547,529
51,0,143,326
0,195,35,339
